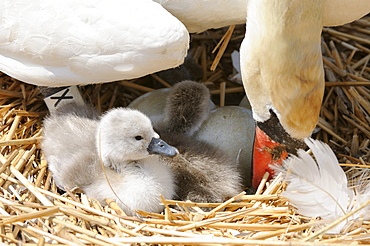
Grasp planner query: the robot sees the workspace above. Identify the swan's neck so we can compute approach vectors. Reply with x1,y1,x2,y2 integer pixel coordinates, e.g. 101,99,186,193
245,0,323,72
241,0,325,139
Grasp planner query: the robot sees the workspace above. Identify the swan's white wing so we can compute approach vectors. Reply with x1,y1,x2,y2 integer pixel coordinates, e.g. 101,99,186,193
153,0,247,33
322,0,370,26
0,0,189,86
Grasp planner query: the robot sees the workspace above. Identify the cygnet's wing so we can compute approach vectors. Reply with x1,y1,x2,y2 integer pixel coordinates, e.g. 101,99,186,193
83,156,175,216
43,107,100,189
166,137,243,204
161,81,211,136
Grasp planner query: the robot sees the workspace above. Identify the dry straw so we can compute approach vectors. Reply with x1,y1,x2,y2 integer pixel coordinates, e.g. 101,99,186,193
0,17,370,245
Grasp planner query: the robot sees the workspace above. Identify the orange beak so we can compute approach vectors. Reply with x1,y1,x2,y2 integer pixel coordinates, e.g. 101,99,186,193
252,126,289,188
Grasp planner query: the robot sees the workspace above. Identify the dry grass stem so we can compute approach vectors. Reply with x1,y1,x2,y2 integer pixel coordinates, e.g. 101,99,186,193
0,18,369,244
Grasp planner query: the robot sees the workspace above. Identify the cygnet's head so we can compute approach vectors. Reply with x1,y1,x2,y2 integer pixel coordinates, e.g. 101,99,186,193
97,108,178,170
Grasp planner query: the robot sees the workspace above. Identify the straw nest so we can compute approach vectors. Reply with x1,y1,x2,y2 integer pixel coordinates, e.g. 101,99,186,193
0,16,370,245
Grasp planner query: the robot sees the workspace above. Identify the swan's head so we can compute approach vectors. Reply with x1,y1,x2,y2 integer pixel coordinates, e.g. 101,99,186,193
97,108,178,169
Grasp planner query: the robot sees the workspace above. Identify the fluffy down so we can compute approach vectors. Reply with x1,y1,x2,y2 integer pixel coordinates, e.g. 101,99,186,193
43,103,175,216
157,81,243,204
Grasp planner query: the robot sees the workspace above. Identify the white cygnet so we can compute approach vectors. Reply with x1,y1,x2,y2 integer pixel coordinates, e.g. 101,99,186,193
42,103,178,216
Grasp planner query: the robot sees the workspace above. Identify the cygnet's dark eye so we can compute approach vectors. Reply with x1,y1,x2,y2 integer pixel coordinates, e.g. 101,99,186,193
135,135,143,141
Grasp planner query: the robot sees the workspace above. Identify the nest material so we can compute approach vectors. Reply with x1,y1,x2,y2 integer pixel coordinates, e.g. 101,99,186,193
0,17,370,245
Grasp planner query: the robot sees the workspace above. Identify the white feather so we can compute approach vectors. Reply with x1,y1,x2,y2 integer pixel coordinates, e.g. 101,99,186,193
273,138,356,232
351,171,370,221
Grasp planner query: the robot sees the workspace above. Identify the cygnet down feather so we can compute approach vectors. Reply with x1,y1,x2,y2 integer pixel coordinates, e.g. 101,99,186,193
42,102,178,216
156,81,244,204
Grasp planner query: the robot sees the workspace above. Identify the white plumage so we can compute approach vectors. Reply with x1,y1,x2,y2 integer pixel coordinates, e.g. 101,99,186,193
277,139,352,220
240,0,370,140
154,0,370,33
1,0,369,89
274,138,370,233
43,103,178,216
0,0,189,86
322,0,370,26
240,0,325,140
153,0,247,33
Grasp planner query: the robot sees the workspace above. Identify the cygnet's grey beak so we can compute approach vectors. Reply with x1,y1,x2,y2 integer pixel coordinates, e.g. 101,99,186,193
147,138,179,157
